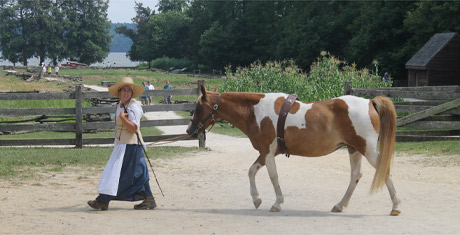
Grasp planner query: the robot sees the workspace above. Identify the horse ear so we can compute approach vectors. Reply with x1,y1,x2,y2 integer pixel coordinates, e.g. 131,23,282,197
200,85,207,99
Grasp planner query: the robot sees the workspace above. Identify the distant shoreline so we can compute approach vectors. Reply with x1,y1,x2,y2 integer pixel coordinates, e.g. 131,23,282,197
0,52,140,67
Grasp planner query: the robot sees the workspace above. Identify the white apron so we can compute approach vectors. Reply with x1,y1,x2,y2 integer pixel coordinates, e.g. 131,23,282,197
97,99,143,196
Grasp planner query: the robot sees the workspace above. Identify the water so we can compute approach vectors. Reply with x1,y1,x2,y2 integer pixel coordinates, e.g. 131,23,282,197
0,52,140,67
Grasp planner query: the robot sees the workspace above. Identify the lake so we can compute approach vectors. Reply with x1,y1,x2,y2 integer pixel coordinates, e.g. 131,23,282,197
0,52,140,67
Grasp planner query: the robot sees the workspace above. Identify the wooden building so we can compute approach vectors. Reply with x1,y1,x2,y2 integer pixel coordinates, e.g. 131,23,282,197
405,32,460,86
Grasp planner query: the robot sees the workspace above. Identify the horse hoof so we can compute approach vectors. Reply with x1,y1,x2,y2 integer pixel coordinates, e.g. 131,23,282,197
254,199,262,209
390,209,401,216
331,205,342,213
270,206,280,212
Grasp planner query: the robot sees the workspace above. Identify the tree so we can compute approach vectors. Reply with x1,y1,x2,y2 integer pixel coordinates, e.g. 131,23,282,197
195,1,283,70
32,0,59,65
64,0,111,65
157,0,188,13
0,0,37,66
275,1,353,70
345,1,416,80
147,11,191,59
115,2,154,66
0,0,111,66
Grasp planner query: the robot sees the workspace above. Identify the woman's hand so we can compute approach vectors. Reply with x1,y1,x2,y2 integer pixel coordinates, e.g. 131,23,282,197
119,109,138,133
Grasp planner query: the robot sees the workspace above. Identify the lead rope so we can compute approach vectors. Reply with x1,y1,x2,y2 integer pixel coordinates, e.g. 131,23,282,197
136,132,165,197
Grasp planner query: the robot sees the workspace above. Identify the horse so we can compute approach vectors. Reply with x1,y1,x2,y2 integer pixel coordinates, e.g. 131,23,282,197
186,85,401,216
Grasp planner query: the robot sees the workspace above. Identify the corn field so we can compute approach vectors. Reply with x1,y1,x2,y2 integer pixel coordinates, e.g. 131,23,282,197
220,52,392,102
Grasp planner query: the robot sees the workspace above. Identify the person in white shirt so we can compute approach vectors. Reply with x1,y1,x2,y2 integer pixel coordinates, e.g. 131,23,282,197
147,81,155,105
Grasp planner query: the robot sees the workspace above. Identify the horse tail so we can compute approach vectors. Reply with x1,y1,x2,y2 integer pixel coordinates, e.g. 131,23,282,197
370,96,397,193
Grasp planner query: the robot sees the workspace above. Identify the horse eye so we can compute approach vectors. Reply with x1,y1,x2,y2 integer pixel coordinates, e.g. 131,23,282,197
195,106,203,117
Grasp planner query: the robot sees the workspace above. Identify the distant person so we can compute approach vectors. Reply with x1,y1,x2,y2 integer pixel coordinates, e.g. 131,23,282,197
41,63,46,78
147,81,155,105
55,65,59,75
113,62,116,68
163,80,172,104
47,64,52,75
141,82,149,105
382,72,389,82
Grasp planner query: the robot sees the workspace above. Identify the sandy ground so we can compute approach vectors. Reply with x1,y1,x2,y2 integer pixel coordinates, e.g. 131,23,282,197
1,90,460,234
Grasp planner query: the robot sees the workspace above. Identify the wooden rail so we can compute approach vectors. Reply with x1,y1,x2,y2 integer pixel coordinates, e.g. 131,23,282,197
345,82,460,142
0,81,205,148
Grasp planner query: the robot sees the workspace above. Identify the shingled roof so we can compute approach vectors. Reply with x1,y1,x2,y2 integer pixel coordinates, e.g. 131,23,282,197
405,32,459,70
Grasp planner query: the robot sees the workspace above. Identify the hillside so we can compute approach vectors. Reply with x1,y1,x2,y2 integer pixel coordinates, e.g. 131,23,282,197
109,23,135,52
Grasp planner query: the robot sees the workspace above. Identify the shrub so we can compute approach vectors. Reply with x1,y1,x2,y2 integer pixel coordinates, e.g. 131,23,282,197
150,57,194,72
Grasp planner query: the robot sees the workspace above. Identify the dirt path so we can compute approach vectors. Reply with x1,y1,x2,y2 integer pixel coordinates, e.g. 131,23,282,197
1,92,459,234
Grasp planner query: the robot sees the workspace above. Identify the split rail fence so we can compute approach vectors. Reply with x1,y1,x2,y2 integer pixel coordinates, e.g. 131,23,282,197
345,82,460,142
0,81,205,148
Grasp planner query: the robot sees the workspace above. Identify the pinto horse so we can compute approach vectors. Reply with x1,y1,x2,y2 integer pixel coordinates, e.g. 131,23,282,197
187,85,401,216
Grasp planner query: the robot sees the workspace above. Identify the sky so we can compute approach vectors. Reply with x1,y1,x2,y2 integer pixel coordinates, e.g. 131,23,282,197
108,0,159,23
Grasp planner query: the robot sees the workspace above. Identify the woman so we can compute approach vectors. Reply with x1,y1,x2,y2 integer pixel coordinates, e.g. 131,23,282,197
88,77,156,210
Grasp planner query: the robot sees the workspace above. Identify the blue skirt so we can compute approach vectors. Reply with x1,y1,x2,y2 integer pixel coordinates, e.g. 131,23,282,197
98,145,153,202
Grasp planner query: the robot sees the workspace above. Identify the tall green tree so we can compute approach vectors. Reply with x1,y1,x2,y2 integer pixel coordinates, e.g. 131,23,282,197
147,10,191,59
157,0,188,12
65,0,111,65
0,0,111,66
345,1,416,80
115,2,154,65
275,1,352,69
0,0,36,66
32,0,58,65
197,1,283,69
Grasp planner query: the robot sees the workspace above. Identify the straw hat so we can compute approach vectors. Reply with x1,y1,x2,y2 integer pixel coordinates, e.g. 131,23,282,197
108,77,145,98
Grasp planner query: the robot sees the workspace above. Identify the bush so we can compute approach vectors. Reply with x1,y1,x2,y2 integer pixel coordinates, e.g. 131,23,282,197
150,57,194,72
220,51,392,102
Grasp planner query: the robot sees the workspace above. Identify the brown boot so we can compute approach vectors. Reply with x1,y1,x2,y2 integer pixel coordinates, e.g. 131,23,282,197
134,197,156,210
87,200,109,210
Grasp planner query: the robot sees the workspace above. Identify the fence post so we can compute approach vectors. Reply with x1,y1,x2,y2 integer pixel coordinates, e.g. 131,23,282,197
344,81,352,95
75,85,83,148
198,133,206,148
197,80,206,148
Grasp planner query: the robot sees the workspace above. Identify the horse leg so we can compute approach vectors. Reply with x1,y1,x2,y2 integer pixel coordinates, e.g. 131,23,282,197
332,148,363,213
386,176,401,216
248,155,266,209
265,151,284,212
365,148,401,216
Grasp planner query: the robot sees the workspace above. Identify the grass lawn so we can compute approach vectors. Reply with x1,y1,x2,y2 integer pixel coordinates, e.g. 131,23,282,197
0,146,205,181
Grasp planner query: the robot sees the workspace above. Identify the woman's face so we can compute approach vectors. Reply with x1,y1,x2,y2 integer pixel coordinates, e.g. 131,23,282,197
119,85,133,104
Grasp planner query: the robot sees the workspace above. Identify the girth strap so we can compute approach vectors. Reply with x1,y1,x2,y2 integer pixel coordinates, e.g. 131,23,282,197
276,94,298,157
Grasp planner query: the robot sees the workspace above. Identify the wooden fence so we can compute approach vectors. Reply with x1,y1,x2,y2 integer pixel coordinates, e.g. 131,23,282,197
0,81,205,148
345,82,460,142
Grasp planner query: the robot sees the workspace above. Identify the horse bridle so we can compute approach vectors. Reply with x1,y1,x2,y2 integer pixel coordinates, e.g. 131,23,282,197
190,93,222,135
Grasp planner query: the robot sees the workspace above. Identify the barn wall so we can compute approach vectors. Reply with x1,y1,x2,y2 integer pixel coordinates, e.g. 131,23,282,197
408,70,428,87
408,70,415,87
428,35,460,86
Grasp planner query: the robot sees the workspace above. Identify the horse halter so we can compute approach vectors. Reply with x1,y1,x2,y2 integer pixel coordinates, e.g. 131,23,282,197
190,93,222,135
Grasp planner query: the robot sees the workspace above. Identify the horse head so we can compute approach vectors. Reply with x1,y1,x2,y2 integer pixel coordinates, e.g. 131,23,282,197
186,85,220,138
